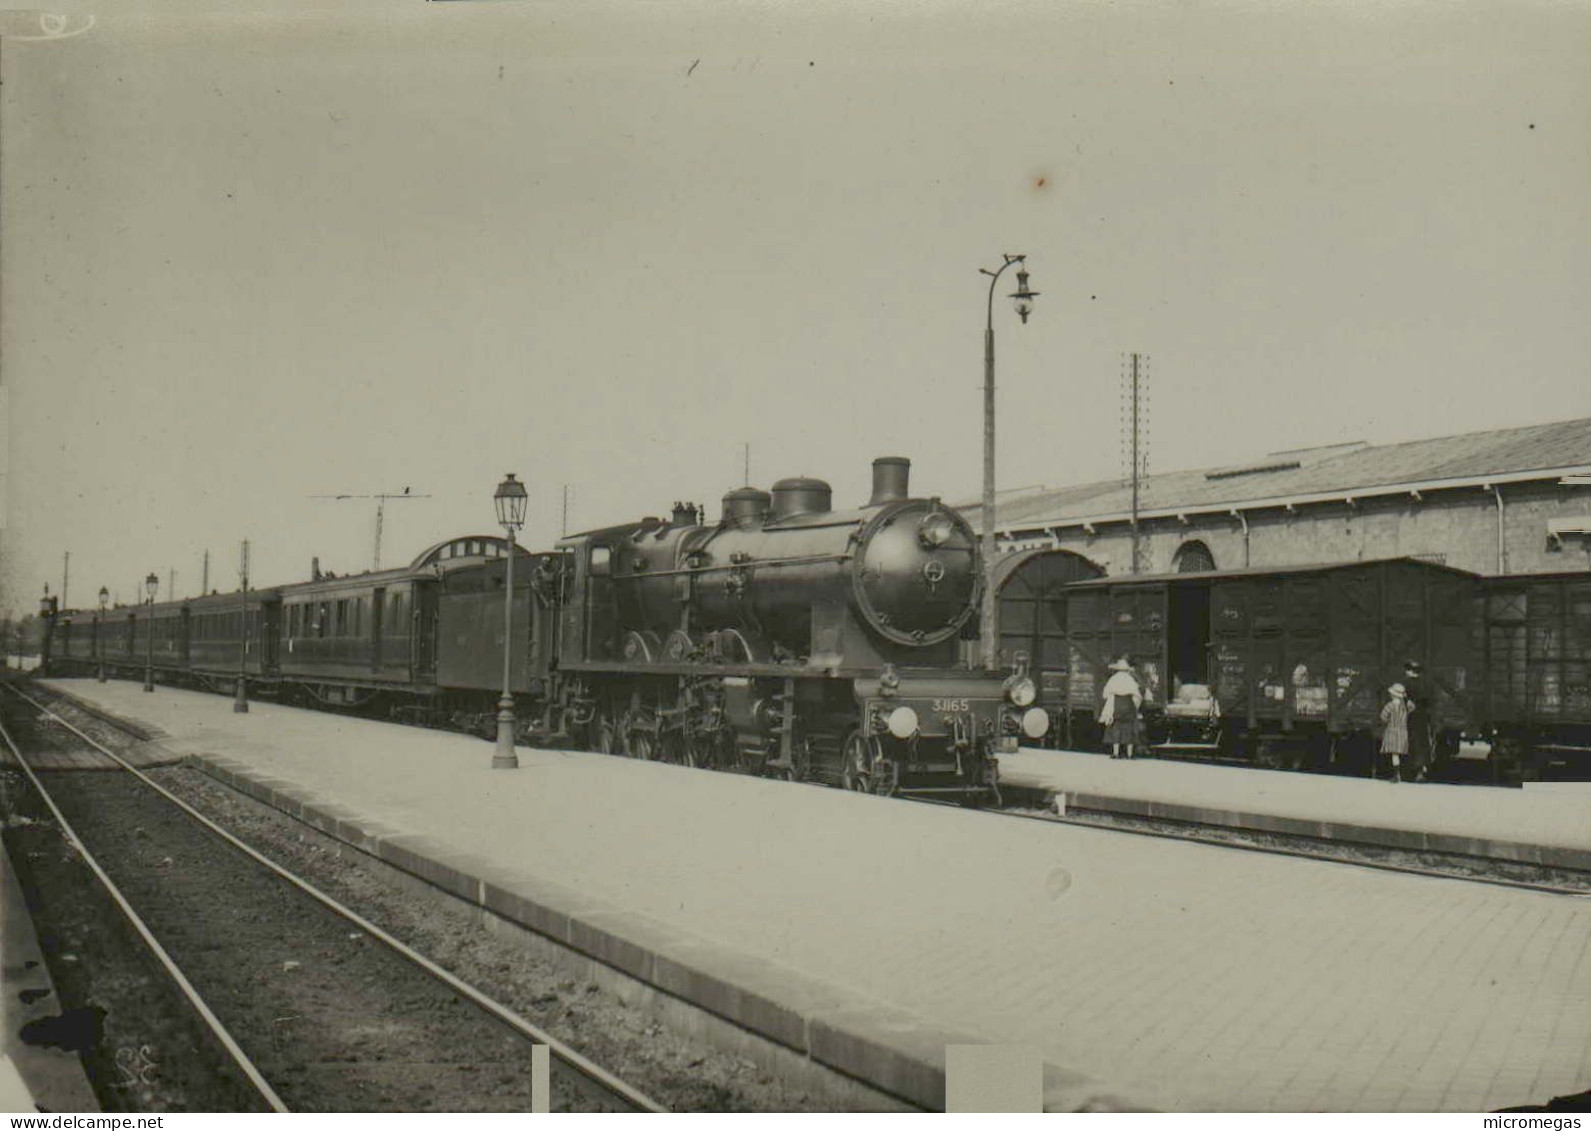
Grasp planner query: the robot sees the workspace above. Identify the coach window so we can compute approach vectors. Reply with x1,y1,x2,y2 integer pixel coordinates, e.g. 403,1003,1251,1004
485,542,499,558
355,597,363,636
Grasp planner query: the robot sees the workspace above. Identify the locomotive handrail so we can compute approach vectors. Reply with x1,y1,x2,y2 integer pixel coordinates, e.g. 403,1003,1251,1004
614,551,856,581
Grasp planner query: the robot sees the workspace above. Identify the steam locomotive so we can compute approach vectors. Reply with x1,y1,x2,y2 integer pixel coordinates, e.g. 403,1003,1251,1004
45,456,1049,802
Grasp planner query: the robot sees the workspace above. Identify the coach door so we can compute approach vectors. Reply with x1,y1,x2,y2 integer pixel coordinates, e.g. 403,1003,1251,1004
372,588,386,674
413,582,438,681
260,600,281,674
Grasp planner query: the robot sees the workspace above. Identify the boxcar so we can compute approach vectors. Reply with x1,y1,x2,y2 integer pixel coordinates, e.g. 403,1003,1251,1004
1043,558,1479,771
1476,571,1591,778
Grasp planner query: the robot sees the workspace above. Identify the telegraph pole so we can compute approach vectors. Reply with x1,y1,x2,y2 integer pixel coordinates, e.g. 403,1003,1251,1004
202,550,210,595
1123,352,1151,575
311,490,431,571
62,552,69,609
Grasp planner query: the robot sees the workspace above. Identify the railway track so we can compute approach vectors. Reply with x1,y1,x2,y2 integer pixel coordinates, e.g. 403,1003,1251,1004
0,679,666,1113
989,793,1591,898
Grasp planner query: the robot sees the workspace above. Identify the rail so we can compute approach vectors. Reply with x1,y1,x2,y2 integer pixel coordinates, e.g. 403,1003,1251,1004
0,679,668,1112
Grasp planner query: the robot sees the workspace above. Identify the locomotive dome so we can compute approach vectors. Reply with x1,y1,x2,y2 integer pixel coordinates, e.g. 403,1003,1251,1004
769,477,833,520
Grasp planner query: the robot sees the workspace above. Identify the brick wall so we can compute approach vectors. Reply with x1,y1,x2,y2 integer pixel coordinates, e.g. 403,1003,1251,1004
1010,481,1591,576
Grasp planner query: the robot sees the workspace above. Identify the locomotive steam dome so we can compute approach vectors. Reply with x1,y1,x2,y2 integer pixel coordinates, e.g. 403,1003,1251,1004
720,487,771,528
770,477,833,520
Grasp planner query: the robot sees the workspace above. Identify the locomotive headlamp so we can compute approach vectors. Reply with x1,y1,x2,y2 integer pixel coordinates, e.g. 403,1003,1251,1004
886,705,919,739
1009,267,1039,325
1005,675,1037,707
145,573,159,601
917,511,955,548
1021,707,1050,739
494,473,529,531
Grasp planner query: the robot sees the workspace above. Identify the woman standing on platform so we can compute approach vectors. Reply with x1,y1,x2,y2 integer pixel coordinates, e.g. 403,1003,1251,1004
1379,683,1413,783
1100,657,1145,760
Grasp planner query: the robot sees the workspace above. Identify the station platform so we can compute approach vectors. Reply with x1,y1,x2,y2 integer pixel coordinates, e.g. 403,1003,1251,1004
38,678,1591,1113
1,840,98,1112
998,749,1591,871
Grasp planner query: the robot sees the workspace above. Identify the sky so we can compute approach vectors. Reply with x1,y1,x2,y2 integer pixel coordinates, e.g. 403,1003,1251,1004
2,2,1588,615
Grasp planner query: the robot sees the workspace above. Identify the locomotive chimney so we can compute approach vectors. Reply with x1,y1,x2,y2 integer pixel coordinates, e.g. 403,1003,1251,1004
868,456,911,506
671,501,698,526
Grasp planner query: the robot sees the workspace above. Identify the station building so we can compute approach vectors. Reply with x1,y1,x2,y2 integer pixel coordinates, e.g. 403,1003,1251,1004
976,415,1591,577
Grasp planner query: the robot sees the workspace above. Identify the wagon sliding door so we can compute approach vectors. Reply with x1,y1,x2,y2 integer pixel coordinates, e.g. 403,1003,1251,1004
1328,568,1381,732
1109,584,1167,706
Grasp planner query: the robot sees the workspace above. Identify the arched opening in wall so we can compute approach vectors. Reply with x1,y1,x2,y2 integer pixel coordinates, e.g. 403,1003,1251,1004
1174,540,1216,573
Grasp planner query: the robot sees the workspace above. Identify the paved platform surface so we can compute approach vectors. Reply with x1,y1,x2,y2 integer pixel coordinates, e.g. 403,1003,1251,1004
999,749,1591,869
40,678,1591,1113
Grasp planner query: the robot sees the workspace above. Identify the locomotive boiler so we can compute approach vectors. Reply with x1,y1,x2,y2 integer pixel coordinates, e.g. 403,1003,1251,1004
610,457,977,665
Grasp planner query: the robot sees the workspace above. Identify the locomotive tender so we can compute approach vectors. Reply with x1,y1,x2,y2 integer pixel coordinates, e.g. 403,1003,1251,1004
47,457,1049,802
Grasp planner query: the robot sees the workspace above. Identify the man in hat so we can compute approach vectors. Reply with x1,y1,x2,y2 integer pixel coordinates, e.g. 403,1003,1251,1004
1401,660,1433,781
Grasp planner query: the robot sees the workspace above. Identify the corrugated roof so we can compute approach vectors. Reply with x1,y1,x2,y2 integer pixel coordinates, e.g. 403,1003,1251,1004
975,415,1591,532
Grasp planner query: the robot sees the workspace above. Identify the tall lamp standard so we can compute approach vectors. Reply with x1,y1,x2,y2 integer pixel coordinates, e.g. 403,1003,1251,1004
493,473,529,770
142,572,158,692
235,541,250,714
97,586,109,682
977,254,1039,671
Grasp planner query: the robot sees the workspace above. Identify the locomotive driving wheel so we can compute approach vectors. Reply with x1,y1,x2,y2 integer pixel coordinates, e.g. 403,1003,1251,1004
592,713,618,755
842,731,883,794
621,709,656,761
680,728,722,770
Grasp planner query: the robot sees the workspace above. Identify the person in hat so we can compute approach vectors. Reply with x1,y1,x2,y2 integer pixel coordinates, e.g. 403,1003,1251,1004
1401,660,1433,781
1100,657,1145,760
1379,683,1413,783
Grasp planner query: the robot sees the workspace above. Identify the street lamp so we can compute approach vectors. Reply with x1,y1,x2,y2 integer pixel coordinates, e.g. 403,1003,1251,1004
235,543,250,714
36,586,55,672
142,572,158,692
97,586,109,682
493,473,529,770
977,254,1039,672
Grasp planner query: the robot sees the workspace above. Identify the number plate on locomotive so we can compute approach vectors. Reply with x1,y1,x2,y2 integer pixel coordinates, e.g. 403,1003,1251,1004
932,698,971,712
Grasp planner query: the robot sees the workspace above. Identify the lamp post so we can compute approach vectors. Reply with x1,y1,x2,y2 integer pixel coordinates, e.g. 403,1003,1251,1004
142,572,158,692
37,587,55,673
235,541,250,714
977,254,1039,671
493,473,529,770
97,586,109,682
